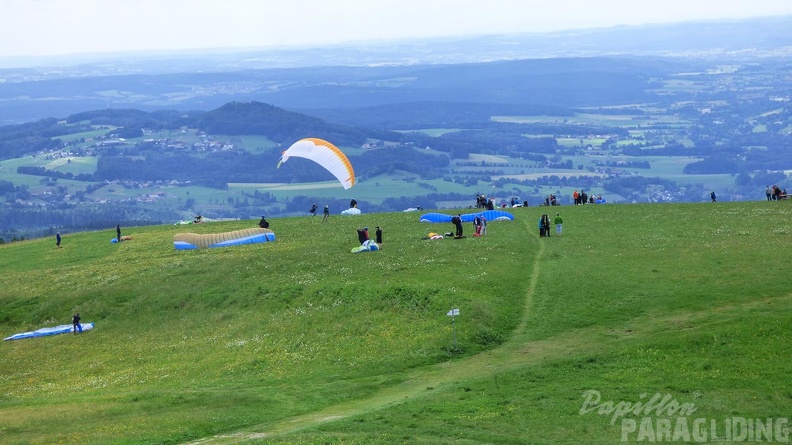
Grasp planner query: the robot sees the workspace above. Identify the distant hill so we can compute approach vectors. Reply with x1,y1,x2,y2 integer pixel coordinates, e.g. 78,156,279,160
58,101,402,148
192,101,376,146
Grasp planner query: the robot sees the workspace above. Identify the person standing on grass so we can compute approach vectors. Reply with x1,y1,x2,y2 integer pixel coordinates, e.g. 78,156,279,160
451,214,463,238
322,205,330,222
710,191,717,203
375,226,383,249
72,313,82,334
56,231,62,248
116,224,122,242
309,203,318,216
554,212,563,236
539,214,551,237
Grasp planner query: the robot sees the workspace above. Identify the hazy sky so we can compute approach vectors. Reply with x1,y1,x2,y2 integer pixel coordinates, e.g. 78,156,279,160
1,0,790,58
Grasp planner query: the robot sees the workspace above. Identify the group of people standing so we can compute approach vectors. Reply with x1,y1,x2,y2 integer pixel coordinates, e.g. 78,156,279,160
474,194,496,210
449,213,489,238
356,226,383,248
766,185,787,201
539,213,563,237
543,194,559,206
572,190,604,205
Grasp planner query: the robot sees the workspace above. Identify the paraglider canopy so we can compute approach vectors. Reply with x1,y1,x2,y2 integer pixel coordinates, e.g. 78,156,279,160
277,138,355,190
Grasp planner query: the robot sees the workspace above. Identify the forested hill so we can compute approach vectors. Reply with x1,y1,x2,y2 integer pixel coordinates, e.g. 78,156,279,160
191,101,389,146
57,102,401,147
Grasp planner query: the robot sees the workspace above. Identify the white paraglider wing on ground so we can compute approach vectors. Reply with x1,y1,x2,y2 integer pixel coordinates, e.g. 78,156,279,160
277,138,355,189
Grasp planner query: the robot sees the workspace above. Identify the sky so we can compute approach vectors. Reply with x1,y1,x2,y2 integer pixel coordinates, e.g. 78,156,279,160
1,0,790,58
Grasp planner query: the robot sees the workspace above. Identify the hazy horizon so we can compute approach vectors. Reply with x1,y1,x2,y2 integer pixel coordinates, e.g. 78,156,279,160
1,0,790,60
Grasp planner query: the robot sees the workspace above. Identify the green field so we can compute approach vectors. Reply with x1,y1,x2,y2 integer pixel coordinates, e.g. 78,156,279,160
493,112,690,129
1,201,790,444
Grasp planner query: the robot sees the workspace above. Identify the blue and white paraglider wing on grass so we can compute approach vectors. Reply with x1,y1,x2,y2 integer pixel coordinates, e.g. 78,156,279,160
4,323,95,341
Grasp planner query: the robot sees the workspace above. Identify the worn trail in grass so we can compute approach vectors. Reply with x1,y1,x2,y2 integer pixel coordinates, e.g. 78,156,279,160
183,201,792,444
190,288,790,444
182,217,616,444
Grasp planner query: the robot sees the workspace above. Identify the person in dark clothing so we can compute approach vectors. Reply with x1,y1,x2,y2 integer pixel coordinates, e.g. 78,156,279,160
116,224,121,242
539,214,551,237
375,226,383,248
72,313,82,334
350,199,357,208
451,214,464,238
357,227,370,245
710,191,717,202
322,205,330,222
258,216,270,229
309,203,318,216
56,232,62,248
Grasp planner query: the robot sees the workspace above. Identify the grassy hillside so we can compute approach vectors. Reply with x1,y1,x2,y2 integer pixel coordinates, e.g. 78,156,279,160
1,202,791,444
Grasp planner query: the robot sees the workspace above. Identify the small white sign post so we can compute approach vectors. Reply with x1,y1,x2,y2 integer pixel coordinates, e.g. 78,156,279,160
446,308,460,349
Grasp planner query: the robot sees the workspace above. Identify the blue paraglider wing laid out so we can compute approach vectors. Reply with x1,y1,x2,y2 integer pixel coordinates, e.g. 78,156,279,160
4,323,94,341
419,213,453,223
479,210,515,221
174,228,275,250
419,210,515,223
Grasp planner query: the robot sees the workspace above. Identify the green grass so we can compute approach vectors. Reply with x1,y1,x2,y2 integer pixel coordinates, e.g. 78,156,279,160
56,127,117,144
1,202,791,444
44,155,99,175
493,113,690,129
